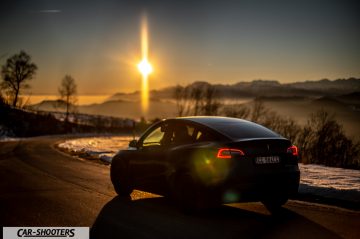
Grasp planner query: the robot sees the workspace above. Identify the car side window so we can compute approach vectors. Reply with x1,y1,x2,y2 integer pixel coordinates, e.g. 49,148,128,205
142,126,165,147
192,125,217,142
169,123,194,145
169,123,216,145
141,122,217,148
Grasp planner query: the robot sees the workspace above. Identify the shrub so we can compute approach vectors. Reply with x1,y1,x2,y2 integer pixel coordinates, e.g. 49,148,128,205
297,110,360,168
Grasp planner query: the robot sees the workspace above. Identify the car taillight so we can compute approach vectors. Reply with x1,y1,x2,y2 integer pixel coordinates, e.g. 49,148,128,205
287,145,298,156
217,148,245,159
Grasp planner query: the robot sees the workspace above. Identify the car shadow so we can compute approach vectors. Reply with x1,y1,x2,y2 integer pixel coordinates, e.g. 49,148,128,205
91,196,341,239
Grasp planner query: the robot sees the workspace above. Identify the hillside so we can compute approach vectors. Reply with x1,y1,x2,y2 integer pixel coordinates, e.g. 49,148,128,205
0,102,133,138
0,102,69,137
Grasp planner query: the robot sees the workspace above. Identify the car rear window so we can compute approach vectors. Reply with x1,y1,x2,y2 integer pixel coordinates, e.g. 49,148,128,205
210,122,279,139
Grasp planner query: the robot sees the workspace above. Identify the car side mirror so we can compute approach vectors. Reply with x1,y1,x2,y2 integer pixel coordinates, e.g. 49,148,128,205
129,139,138,148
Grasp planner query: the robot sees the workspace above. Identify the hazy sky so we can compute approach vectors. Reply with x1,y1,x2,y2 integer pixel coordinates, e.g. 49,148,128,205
1,0,359,94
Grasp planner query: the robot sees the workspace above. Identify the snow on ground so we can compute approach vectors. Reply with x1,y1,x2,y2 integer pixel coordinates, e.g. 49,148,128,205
299,164,360,203
57,136,360,203
0,137,21,142
300,164,360,191
57,136,133,163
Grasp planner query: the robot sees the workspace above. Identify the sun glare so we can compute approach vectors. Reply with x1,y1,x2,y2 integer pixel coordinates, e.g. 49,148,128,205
138,14,152,116
137,59,153,78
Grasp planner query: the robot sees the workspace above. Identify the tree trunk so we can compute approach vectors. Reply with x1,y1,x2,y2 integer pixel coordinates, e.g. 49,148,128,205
65,95,69,123
13,89,19,107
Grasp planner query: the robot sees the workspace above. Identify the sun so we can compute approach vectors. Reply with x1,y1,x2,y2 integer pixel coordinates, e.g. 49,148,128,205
137,58,153,78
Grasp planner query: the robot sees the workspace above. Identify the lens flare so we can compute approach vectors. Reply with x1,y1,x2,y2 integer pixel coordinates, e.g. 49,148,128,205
192,149,231,186
138,14,152,115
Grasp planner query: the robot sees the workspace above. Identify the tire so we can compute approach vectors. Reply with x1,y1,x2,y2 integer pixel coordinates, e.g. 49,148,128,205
172,173,204,213
262,196,288,214
110,156,133,196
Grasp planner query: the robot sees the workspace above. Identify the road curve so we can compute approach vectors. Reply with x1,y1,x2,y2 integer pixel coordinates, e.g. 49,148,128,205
0,136,359,239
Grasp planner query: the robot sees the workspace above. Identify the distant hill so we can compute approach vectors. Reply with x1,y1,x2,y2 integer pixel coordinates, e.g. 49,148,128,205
312,96,347,108
108,78,360,101
288,78,360,93
28,99,69,112
0,101,135,137
0,102,77,137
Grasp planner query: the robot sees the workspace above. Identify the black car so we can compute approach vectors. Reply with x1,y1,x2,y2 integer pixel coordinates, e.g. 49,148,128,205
111,116,300,211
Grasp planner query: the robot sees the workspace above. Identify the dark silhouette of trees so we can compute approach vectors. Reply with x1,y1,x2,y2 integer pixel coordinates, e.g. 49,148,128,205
58,75,77,123
173,84,220,116
190,86,203,116
202,85,221,115
222,105,250,119
1,51,37,107
174,85,190,117
297,110,360,168
250,99,268,122
244,99,301,143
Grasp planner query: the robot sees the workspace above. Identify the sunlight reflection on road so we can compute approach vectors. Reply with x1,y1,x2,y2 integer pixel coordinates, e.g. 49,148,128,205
131,190,162,201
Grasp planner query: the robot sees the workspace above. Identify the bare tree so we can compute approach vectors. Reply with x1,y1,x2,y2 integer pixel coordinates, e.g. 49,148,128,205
174,85,191,116
201,85,220,115
1,51,37,107
190,86,203,116
58,75,77,123
250,98,268,123
222,105,250,119
297,109,360,168
174,84,222,116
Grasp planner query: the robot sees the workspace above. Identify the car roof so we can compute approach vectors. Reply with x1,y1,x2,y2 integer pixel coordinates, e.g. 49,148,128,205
175,116,251,126
170,116,280,140
179,116,246,122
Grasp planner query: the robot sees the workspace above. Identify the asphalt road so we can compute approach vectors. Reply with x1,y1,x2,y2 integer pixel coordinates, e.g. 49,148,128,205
1,136,359,239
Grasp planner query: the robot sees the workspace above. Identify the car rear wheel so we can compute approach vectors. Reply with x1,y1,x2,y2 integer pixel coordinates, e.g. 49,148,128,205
110,156,133,196
261,195,288,213
172,173,204,212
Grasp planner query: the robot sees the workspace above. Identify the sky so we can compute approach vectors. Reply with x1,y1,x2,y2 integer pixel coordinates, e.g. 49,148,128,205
1,0,359,95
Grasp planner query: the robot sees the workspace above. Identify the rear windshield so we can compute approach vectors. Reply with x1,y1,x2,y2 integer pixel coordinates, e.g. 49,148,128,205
210,122,280,139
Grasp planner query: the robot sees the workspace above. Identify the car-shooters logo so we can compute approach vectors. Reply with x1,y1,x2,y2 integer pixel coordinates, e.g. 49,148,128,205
3,227,89,239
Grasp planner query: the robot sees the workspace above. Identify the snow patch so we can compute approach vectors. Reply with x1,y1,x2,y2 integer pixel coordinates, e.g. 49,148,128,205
57,136,132,164
299,164,360,191
0,137,21,142
299,164,360,203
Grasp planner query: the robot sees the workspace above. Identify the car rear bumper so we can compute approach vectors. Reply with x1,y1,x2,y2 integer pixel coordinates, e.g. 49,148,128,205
208,169,300,203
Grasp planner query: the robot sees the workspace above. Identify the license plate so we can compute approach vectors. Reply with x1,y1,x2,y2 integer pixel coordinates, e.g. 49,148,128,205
255,156,280,164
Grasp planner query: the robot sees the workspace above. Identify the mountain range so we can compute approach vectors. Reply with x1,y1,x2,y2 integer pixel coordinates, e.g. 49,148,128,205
108,77,360,101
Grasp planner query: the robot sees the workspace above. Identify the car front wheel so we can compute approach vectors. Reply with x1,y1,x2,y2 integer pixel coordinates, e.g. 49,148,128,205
110,155,133,196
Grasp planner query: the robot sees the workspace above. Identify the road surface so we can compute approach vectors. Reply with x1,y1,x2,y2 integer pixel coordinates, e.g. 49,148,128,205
0,136,359,239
